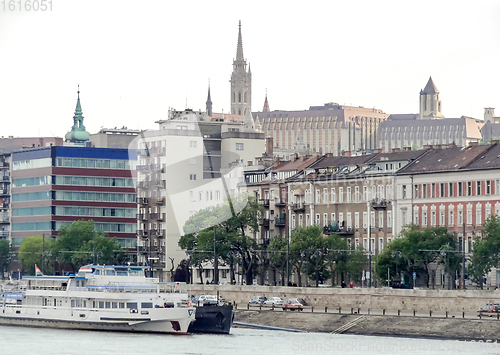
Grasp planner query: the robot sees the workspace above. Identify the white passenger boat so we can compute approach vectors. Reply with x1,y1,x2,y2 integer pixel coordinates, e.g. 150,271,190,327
0,265,195,334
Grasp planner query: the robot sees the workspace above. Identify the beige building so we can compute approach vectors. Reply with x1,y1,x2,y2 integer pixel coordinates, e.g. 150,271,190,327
377,77,483,152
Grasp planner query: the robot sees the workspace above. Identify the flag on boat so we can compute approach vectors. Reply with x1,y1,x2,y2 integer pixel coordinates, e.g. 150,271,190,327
35,264,43,276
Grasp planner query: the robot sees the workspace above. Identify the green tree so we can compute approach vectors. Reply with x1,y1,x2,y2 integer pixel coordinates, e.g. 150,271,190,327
268,235,288,285
18,236,55,275
325,234,349,286
181,195,263,285
0,240,11,279
346,247,368,283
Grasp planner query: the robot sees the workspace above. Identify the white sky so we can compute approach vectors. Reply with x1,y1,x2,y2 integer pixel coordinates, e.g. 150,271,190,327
0,0,499,138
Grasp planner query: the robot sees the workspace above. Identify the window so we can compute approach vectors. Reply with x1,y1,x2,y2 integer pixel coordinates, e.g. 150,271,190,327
387,211,392,228
346,187,351,202
355,212,359,228
440,211,445,226
346,212,352,230
449,182,453,197
458,182,463,196
449,208,454,226
339,213,344,228
371,211,375,227
422,184,427,198
497,180,500,195
476,206,482,226
235,143,244,151
431,211,436,226
402,210,407,226
323,188,328,204
190,140,197,148
354,186,359,202
414,209,419,225
458,210,463,225
363,186,367,201
440,183,445,197
378,211,384,228
306,214,310,226
339,187,343,203
467,182,472,196
363,212,368,228
423,212,427,226
323,213,328,226
190,174,196,180
331,188,336,203
291,215,296,229
315,190,320,204
486,181,491,195
315,213,320,225
379,238,384,252
467,208,472,225
402,185,407,199
431,183,435,198
477,181,481,196
330,213,335,225
414,184,419,199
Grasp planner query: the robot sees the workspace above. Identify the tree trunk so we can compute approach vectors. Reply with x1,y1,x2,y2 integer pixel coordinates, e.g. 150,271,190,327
295,265,302,287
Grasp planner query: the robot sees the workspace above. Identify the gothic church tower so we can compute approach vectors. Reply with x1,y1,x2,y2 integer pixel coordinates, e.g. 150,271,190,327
230,21,251,115
419,77,444,119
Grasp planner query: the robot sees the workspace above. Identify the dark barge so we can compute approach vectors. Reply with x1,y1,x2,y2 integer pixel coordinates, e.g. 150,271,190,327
188,304,234,334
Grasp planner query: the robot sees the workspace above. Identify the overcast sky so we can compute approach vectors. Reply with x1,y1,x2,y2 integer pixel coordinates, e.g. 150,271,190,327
1,0,499,138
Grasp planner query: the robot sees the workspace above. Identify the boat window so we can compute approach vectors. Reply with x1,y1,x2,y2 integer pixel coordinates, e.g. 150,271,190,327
129,268,143,276
94,270,100,275
106,270,115,276
112,302,118,309
83,300,87,308
99,301,104,308
71,300,75,307
127,302,137,309
119,302,125,309
116,270,128,276
141,302,153,309
105,302,111,308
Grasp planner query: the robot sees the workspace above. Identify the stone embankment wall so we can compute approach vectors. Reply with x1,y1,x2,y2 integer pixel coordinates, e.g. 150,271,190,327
189,285,500,312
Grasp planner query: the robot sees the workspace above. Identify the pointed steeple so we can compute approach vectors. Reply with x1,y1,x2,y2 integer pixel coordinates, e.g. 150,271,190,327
206,79,213,117
422,76,439,94
65,85,90,144
263,89,270,112
235,20,244,62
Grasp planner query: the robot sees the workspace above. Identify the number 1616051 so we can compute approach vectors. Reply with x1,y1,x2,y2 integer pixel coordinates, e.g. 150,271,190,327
1,0,52,11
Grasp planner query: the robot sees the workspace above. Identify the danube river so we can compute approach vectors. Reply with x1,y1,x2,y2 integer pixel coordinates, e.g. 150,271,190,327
1,325,498,355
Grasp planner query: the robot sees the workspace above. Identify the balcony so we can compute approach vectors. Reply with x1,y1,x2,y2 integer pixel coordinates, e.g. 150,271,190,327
0,189,8,196
137,181,149,189
137,230,148,237
275,217,286,226
136,149,149,156
259,199,270,208
150,213,164,221
136,165,149,172
154,197,164,205
0,231,8,239
371,198,388,210
258,218,270,228
137,197,148,205
157,213,165,222
136,214,148,221
323,222,354,235
292,202,305,212
1,176,8,181
275,198,286,207
138,246,149,255
0,216,9,223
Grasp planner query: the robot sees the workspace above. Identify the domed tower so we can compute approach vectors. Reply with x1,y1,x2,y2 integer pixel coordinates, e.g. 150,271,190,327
230,21,251,116
65,86,90,145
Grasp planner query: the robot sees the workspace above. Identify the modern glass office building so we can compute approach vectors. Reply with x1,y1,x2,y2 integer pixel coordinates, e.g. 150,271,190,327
10,146,137,254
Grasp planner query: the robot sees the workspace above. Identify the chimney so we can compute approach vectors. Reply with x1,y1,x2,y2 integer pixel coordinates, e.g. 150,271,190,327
491,139,499,145
423,144,432,150
392,148,401,153
403,146,411,151
374,148,382,154
469,141,479,147
433,144,442,150
265,137,273,156
343,151,351,157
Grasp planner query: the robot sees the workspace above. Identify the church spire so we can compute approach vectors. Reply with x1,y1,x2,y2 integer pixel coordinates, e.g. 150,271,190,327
206,79,213,117
236,20,244,62
65,85,90,145
263,89,270,112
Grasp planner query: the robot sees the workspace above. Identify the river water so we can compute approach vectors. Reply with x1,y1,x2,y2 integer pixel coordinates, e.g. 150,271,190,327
1,325,498,355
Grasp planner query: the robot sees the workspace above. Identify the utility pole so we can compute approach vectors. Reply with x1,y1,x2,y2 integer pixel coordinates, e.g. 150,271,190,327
462,223,466,290
286,227,290,286
213,227,219,284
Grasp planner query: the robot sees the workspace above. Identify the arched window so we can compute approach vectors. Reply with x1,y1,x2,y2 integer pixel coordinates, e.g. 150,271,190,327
233,92,235,102
244,91,247,103
238,92,241,103
238,109,241,115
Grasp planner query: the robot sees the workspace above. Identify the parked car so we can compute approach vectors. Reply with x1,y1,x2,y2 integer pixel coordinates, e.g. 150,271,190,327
477,304,500,316
282,298,304,311
296,298,307,306
264,297,283,305
249,296,267,304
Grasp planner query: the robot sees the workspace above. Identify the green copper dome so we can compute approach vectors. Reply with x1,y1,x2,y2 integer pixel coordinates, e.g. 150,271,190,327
65,86,90,144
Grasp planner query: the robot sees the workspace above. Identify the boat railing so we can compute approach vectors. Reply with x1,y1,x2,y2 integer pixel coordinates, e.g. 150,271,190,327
84,280,187,293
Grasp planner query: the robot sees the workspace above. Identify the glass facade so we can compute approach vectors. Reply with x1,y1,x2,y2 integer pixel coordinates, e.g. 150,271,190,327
54,175,135,188
54,191,136,203
12,176,51,187
12,221,52,231
12,191,52,202
12,158,51,171
55,157,131,170
55,206,135,218
116,238,137,249
13,206,52,217
54,221,136,233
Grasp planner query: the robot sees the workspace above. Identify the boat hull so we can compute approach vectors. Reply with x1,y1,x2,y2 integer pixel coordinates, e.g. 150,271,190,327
188,305,233,334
